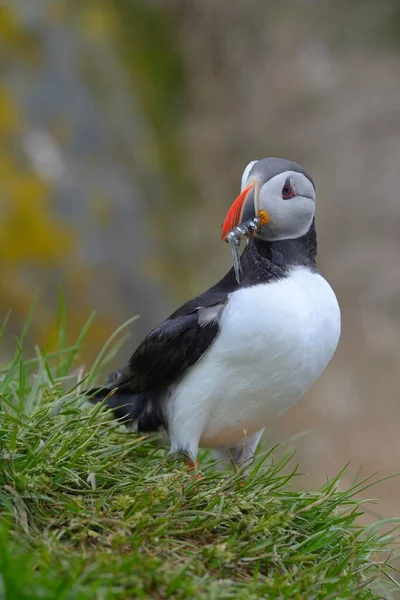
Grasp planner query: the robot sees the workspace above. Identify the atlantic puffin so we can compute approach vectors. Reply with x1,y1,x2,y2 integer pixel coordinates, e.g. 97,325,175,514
89,158,341,467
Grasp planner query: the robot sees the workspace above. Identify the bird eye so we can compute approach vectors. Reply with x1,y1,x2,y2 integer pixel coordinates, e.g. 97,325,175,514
282,183,295,199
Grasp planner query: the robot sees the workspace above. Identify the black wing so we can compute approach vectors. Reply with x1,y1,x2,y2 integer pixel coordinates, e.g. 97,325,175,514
89,306,223,429
129,311,219,390
88,266,239,430
108,265,239,394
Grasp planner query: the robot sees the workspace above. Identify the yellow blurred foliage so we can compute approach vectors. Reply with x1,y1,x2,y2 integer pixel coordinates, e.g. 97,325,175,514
0,81,117,357
0,180,74,264
0,88,75,265
0,88,20,134
80,3,117,39
0,6,24,47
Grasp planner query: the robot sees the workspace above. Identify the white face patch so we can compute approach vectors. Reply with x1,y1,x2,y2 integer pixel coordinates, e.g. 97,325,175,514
257,171,316,241
241,160,258,192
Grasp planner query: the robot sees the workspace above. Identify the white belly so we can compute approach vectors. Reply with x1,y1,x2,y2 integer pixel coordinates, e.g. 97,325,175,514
168,267,340,451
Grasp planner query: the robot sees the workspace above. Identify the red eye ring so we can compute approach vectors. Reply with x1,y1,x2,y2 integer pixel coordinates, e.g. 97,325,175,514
282,183,295,199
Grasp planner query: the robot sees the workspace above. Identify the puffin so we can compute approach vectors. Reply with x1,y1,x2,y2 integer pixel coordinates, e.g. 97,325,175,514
89,158,341,467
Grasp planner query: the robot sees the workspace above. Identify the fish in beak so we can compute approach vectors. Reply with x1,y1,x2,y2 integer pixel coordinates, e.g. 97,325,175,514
221,180,270,284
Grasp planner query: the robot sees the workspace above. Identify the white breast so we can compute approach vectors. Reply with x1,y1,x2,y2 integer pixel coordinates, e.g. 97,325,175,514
168,267,340,453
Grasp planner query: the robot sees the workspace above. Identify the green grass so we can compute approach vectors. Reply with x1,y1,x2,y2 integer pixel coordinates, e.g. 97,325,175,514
0,311,399,599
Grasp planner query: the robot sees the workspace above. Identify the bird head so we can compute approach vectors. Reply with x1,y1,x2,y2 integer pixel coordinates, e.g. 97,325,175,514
221,158,316,242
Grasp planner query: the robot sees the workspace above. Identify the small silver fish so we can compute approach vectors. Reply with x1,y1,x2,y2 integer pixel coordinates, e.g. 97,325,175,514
226,217,261,284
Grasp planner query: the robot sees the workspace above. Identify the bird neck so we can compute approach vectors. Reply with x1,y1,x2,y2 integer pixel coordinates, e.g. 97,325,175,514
240,220,317,284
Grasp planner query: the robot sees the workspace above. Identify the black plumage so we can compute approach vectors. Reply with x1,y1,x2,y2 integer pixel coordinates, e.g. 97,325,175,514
88,223,317,432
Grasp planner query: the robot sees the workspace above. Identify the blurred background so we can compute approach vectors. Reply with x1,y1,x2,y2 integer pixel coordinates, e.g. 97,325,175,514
1,1,400,516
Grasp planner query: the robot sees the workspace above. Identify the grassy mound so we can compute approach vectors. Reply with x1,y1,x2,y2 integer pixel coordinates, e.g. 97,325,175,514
0,314,398,599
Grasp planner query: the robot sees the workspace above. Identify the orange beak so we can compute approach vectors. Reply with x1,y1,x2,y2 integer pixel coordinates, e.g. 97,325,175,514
221,183,255,241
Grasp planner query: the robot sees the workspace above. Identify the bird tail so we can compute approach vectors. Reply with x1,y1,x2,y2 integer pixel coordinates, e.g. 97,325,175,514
86,384,166,432
86,385,142,424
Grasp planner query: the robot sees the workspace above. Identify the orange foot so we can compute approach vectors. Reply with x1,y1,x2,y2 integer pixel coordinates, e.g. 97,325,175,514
184,458,202,480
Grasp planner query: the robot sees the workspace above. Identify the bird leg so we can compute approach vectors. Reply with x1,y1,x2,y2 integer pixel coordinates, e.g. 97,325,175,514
212,429,265,471
184,457,202,479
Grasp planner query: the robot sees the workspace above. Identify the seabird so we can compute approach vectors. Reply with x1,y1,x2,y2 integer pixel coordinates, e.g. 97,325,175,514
89,158,341,467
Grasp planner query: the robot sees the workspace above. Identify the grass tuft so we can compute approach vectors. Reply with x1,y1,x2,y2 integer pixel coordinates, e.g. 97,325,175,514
0,312,399,599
